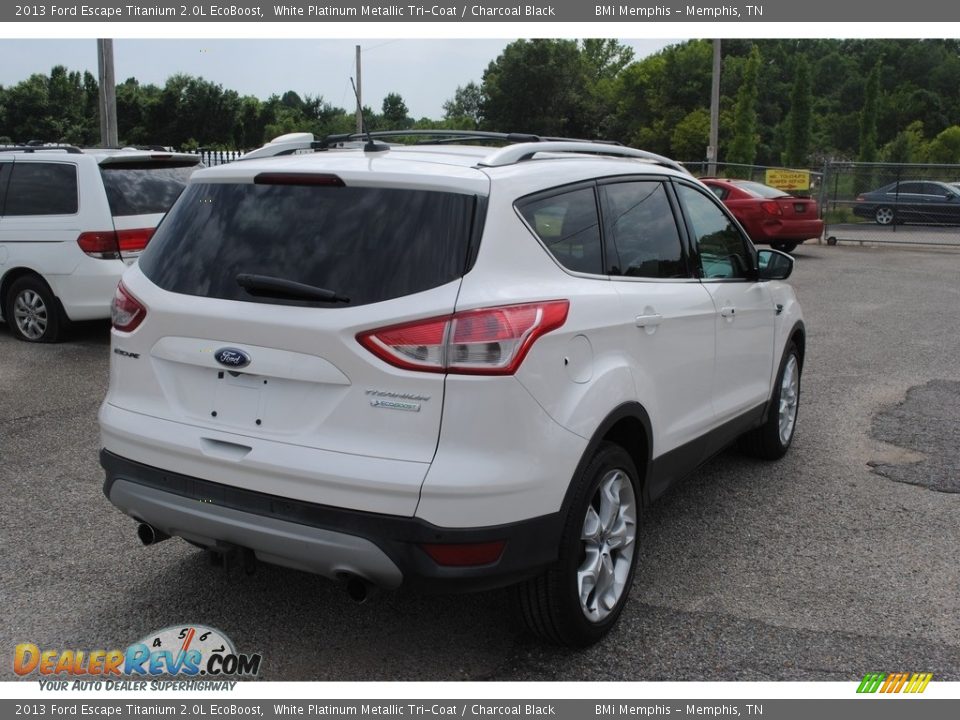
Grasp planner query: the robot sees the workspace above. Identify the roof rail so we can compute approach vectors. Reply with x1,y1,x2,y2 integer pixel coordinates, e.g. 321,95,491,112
0,144,83,154
238,130,687,175
318,129,624,147
239,133,328,161
478,142,691,175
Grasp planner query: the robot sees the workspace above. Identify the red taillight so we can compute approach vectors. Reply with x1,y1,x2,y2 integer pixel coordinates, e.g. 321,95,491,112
117,228,155,254
760,201,782,216
77,231,119,259
357,300,569,376
420,541,506,567
78,228,154,258
111,283,146,332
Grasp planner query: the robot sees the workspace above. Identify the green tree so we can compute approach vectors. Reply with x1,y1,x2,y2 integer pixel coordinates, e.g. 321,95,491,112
926,125,960,164
443,81,483,126
726,46,761,172
858,62,881,163
381,93,409,128
881,121,925,164
481,39,588,136
670,108,710,160
783,57,812,167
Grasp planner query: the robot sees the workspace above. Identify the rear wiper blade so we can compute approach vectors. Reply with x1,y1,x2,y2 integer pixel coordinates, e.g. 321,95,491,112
236,273,350,304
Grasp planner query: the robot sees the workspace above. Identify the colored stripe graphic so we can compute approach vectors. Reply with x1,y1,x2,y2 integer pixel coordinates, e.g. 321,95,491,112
857,673,885,693
905,673,933,693
857,672,932,693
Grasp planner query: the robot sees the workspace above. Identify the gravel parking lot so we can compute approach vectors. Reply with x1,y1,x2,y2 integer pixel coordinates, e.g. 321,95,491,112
2,243,959,681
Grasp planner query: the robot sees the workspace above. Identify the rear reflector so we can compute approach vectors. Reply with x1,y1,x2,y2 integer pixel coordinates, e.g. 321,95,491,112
111,282,146,332
357,300,569,376
420,541,506,567
254,172,345,186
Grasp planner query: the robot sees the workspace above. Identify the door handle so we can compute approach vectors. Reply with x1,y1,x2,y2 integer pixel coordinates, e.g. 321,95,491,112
635,313,663,328
720,306,736,318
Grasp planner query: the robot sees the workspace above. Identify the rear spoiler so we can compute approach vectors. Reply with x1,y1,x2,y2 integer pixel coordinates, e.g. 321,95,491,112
97,152,201,166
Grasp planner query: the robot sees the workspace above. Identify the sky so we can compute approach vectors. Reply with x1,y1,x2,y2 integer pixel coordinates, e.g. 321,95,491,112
0,38,678,119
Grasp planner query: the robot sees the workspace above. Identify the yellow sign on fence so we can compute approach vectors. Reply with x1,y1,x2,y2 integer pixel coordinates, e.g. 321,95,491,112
765,168,811,191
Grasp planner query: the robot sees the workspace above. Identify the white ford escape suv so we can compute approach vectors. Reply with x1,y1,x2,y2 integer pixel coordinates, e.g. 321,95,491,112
0,145,200,342
99,131,804,646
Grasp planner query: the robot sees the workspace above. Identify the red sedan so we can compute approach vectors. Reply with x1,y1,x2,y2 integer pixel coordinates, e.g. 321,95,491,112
700,178,823,253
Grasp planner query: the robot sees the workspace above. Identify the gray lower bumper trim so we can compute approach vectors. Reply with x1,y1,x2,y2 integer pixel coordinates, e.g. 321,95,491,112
109,479,403,588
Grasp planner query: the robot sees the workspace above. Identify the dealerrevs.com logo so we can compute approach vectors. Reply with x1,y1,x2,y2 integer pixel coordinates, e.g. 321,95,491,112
14,625,261,689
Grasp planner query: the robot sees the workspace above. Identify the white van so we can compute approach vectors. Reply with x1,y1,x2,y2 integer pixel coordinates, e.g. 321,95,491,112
0,145,201,342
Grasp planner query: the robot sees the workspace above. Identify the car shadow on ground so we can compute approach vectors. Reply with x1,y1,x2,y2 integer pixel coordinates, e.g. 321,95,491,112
0,318,110,345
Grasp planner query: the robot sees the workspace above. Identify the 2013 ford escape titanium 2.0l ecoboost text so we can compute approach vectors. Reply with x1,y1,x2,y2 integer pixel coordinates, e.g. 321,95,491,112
99,132,804,646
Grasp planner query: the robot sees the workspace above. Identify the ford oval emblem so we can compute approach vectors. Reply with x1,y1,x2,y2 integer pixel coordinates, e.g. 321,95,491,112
214,347,251,369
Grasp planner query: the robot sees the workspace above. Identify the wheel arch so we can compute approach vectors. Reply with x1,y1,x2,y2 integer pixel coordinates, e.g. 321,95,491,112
0,267,68,333
1,267,52,318
788,320,806,371
559,402,654,516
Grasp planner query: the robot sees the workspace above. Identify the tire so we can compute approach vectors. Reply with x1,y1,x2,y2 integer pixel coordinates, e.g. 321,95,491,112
4,275,65,343
739,342,801,460
515,442,640,647
770,241,798,253
826,236,838,246
874,206,895,226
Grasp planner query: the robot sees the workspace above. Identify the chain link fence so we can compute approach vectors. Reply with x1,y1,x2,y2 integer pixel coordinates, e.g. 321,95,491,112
819,162,960,247
683,160,960,248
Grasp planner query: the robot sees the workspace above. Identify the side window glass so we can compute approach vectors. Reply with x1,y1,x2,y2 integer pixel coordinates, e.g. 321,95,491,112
677,184,752,280
0,162,11,213
5,163,79,216
601,181,687,278
897,182,920,195
517,186,602,275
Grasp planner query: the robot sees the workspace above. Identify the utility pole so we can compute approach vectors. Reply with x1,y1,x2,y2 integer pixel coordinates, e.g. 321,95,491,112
708,38,721,175
97,39,118,148
355,45,362,134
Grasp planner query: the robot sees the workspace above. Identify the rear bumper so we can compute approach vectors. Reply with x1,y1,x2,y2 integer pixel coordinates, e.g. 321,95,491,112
751,218,824,242
101,450,564,592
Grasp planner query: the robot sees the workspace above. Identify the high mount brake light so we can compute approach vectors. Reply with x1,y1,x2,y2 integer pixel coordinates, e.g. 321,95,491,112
111,283,147,332
357,300,570,376
254,173,345,186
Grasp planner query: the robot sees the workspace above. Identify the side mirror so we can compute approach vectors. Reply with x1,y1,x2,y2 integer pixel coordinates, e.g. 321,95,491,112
757,249,794,280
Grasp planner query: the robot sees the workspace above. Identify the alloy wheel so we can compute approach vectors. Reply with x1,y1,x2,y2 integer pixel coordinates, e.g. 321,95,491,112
577,469,637,623
778,355,800,445
13,289,48,341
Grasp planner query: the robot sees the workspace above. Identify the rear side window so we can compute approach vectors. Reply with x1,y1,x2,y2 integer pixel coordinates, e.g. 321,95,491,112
139,182,476,307
516,186,602,275
601,181,687,279
100,164,197,216
4,162,78,215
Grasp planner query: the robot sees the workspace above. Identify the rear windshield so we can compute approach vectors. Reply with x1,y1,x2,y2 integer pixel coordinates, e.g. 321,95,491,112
733,181,790,199
100,163,197,216
139,182,477,307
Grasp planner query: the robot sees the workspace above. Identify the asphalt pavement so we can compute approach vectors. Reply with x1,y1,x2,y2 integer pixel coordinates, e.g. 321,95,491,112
1,242,958,681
